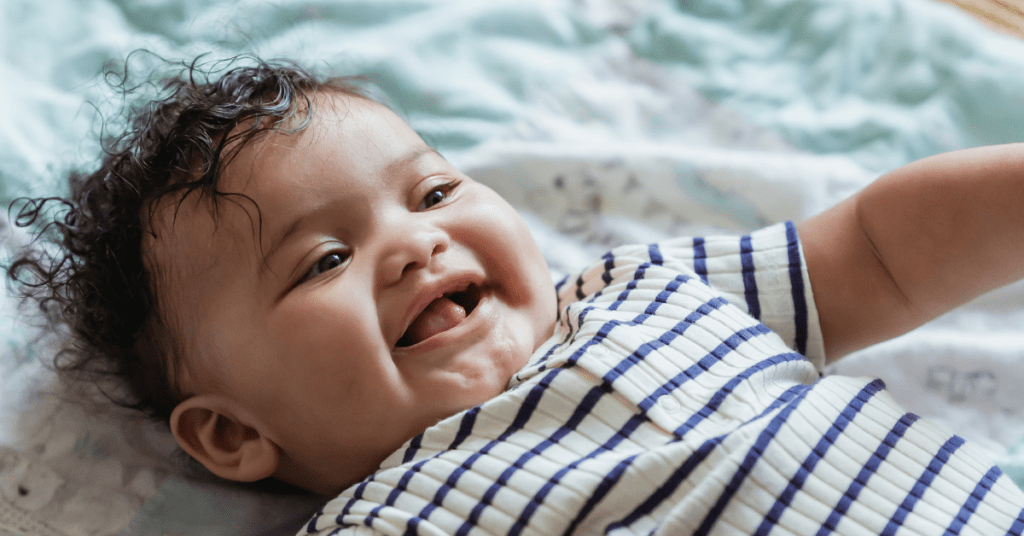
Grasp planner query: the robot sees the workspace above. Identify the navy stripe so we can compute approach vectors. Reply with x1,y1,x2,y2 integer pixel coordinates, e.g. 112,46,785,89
566,354,803,533
1008,507,1024,535
360,368,565,534
567,454,640,535
673,352,806,439
693,237,708,283
325,473,376,529
423,451,481,523
756,380,885,536
601,251,616,284
386,466,420,506
881,435,966,536
608,262,655,311
489,384,610,534
635,323,773,419
535,297,737,533
560,266,697,371
648,243,664,265
785,221,808,355
647,275,690,315
365,503,386,529
511,392,648,536
740,234,761,320
399,445,475,533
533,324,573,367
694,382,814,535
605,384,810,532
305,509,323,533
541,273,658,367
537,307,615,368
554,275,568,295
412,505,435,533
613,437,723,531
554,275,569,324
561,279,719,378
449,406,480,451
579,250,619,305
400,406,481,525
402,434,423,463
595,297,730,386
577,303,595,324
816,413,920,536
381,457,458,533
453,368,566,536
944,465,1003,535
543,272,692,369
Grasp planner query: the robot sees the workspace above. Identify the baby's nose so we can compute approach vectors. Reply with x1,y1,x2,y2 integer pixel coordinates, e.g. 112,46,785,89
378,224,449,285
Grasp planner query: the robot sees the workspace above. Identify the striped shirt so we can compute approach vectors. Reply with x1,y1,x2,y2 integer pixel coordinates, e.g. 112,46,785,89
301,222,1024,535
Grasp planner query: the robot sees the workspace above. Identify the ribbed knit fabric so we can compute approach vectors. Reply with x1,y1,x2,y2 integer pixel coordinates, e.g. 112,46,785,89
300,222,1024,535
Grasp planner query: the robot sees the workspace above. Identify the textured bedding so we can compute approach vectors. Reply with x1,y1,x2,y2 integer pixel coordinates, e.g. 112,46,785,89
3,0,1024,534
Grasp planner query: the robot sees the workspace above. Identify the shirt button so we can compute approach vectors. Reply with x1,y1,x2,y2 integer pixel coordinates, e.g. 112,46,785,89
587,345,609,357
658,396,681,412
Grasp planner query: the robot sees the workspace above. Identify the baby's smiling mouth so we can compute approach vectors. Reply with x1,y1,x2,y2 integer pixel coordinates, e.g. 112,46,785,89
396,284,482,348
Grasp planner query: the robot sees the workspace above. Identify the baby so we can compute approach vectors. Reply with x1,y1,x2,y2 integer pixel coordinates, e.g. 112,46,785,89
11,58,1024,535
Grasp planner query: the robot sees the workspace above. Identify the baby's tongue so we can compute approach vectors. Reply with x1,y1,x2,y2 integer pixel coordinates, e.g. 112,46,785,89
404,296,467,345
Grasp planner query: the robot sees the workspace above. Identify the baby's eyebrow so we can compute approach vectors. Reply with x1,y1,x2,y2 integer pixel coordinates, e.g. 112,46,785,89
385,145,444,176
260,215,307,277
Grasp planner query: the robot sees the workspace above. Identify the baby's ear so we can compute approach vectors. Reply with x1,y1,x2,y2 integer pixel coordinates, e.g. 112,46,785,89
170,395,280,483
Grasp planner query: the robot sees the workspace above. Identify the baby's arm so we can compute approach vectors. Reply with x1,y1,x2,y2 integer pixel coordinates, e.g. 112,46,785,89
798,143,1024,361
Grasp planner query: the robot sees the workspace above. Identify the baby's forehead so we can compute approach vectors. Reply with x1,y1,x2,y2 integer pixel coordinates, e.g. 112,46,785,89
144,190,260,297
143,92,423,286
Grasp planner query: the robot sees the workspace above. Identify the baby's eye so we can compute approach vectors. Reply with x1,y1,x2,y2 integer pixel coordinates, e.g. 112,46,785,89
417,181,459,210
302,250,351,282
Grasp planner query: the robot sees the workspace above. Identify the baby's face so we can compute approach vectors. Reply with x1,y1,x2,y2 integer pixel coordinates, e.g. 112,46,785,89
150,93,557,494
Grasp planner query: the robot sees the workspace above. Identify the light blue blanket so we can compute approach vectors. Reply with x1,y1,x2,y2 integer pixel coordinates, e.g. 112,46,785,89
2,0,1024,534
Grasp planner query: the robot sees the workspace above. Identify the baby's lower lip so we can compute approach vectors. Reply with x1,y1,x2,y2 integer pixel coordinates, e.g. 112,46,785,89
398,296,467,346
396,283,483,348
394,291,490,354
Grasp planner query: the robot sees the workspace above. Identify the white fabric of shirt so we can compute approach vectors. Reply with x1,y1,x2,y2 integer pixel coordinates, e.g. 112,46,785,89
300,222,1024,536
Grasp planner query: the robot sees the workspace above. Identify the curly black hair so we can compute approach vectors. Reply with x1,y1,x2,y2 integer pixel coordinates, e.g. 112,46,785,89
7,54,370,424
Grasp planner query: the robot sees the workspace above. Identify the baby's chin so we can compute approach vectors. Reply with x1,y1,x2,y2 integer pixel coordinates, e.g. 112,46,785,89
297,315,556,496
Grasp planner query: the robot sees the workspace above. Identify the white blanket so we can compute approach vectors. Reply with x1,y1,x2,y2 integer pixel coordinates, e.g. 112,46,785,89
3,0,1024,534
